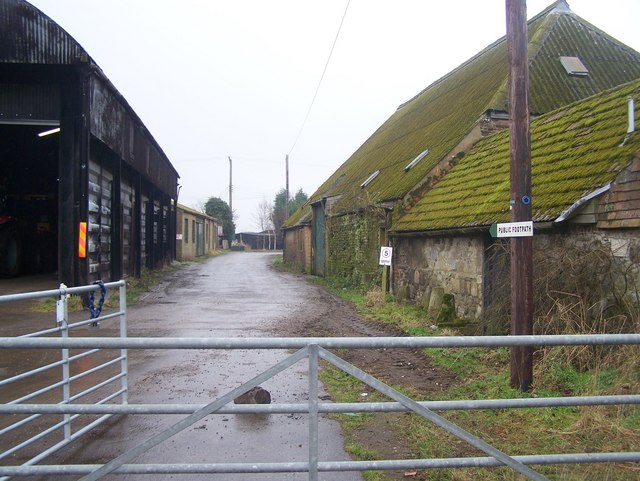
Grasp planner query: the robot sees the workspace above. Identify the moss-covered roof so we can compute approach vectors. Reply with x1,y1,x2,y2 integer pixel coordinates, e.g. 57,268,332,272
285,1,640,228
282,199,312,228
392,79,640,232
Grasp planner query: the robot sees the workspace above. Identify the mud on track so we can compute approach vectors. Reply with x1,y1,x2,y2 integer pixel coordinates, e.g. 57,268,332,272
276,278,458,480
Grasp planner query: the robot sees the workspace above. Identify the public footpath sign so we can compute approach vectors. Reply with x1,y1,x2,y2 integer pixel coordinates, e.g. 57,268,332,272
489,220,533,238
379,246,393,266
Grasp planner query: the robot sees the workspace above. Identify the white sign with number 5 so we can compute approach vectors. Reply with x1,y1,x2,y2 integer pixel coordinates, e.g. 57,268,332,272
379,246,393,266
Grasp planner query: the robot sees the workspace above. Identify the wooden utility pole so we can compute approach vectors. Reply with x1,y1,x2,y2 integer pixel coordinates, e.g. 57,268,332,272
228,156,233,214
285,155,290,220
506,0,533,391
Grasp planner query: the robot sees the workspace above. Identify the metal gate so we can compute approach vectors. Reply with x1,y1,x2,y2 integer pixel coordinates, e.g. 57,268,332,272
0,281,127,479
0,283,639,480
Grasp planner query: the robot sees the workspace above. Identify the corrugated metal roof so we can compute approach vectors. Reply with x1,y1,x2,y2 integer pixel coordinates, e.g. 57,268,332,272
0,0,87,64
392,79,640,232
294,0,640,225
0,0,180,188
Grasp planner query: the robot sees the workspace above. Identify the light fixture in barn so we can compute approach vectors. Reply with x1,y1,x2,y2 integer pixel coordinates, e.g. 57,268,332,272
37,127,60,137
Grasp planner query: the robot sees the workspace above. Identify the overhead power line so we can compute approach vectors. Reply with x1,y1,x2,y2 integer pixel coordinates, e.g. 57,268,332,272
288,0,351,156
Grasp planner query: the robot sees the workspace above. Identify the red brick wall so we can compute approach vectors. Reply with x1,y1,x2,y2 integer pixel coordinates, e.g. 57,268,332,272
598,155,640,229
283,226,312,272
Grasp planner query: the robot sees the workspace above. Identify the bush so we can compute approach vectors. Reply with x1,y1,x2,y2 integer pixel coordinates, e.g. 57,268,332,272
480,237,639,370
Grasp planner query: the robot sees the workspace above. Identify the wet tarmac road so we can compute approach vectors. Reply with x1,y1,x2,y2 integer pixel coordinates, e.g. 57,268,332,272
1,252,362,480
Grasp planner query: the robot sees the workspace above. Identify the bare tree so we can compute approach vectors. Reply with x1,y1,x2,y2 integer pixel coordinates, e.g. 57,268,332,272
253,198,275,249
194,200,206,213
254,198,273,231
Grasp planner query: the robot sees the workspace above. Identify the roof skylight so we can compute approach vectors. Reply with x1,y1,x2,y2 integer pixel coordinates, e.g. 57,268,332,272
404,149,429,172
560,56,589,76
360,170,380,188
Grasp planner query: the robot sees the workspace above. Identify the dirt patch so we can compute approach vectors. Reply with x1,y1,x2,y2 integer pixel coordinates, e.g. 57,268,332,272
278,286,456,394
277,284,458,479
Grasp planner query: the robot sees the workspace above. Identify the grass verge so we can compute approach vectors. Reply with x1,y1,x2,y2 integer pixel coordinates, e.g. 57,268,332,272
314,280,640,481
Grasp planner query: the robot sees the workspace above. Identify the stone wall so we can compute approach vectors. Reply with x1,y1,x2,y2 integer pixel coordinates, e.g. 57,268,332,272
393,234,485,320
327,212,383,286
393,226,640,323
535,227,640,305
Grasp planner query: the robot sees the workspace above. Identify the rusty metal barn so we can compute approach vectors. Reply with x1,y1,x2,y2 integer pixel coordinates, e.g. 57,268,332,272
0,0,179,286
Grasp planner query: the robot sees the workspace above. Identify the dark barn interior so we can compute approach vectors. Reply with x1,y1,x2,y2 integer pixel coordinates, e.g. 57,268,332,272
0,124,59,276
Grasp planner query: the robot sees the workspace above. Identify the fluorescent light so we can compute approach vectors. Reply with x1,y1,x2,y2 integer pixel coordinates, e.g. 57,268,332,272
37,127,60,137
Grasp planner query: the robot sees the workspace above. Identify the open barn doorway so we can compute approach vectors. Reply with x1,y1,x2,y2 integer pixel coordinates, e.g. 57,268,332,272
0,123,59,277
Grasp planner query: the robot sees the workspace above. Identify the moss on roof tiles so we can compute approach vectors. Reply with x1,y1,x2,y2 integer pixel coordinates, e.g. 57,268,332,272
312,38,508,214
528,14,640,113
291,1,640,228
282,200,312,228
392,79,640,232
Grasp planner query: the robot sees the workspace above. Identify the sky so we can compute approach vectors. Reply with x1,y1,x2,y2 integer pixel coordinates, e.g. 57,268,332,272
27,0,640,232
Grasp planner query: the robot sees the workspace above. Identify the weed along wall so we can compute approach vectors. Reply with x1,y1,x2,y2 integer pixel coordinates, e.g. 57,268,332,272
327,212,384,286
392,235,486,321
531,228,640,321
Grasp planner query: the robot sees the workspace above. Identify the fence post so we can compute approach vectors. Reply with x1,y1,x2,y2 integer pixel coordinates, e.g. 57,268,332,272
119,282,128,404
57,287,71,440
308,344,319,481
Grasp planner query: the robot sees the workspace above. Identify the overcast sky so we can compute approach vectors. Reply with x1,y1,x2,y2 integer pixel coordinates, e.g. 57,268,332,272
27,0,640,232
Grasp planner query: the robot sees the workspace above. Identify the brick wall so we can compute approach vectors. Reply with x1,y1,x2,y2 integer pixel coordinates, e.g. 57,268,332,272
176,207,218,261
597,155,640,229
283,226,312,272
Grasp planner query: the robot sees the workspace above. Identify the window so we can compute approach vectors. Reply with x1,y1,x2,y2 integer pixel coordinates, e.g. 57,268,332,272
184,219,189,243
192,220,196,243
560,56,588,76
404,149,429,172
360,170,380,188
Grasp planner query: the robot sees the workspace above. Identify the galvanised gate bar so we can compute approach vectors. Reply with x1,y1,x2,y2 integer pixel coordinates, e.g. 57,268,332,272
0,283,639,480
0,281,128,480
